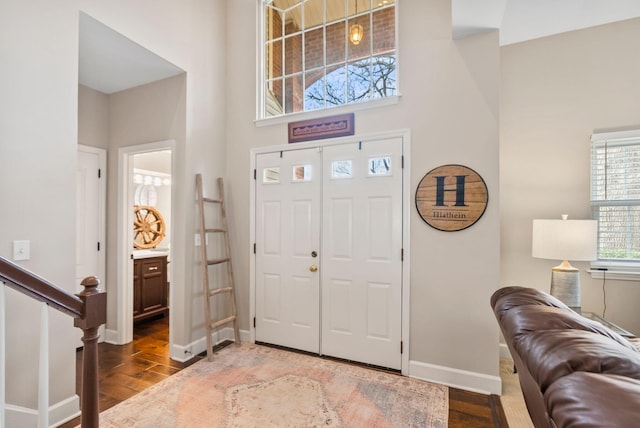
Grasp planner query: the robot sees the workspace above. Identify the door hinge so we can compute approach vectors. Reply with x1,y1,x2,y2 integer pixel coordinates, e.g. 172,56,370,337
253,317,256,328
401,156,404,169
253,243,256,254
98,168,102,178
400,341,403,354
254,169,257,180
97,242,101,251
401,248,404,261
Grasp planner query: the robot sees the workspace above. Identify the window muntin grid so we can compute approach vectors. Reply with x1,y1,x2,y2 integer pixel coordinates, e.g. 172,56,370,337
262,0,396,118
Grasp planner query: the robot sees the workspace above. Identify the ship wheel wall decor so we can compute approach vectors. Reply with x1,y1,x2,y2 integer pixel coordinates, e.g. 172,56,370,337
133,205,166,249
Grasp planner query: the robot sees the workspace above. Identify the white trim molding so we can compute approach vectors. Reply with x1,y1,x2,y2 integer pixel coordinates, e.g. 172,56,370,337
409,359,502,396
170,328,251,363
499,343,512,360
589,261,640,281
116,140,176,346
4,394,80,428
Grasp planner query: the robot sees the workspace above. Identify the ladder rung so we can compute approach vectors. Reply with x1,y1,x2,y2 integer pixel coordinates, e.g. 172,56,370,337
210,315,236,330
209,286,233,297
205,228,227,233
207,257,230,265
203,197,222,203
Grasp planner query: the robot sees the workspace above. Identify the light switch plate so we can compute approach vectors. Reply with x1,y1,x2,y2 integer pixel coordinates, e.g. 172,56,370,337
194,234,208,247
13,240,30,261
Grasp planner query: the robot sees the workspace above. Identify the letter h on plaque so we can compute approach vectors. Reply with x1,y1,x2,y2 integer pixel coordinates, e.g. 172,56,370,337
434,175,468,207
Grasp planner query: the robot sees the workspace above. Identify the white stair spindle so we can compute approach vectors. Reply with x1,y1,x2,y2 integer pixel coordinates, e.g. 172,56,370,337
1,284,5,428
38,302,49,428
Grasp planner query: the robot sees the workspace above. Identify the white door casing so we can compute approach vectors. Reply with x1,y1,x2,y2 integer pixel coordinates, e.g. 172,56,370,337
114,140,174,346
253,135,406,370
255,149,322,353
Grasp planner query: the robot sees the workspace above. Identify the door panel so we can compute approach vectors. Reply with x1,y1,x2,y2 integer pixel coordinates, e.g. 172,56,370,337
77,145,106,345
255,149,321,353
321,139,403,369
76,149,101,290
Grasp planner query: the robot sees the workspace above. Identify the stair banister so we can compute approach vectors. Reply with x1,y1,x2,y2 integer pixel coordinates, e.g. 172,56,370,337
0,256,106,428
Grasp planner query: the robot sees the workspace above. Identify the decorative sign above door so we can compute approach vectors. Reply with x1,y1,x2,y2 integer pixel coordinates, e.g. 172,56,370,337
415,164,488,232
288,113,355,144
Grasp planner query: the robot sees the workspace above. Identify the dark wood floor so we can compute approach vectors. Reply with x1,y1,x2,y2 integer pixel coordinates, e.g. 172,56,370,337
61,316,507,427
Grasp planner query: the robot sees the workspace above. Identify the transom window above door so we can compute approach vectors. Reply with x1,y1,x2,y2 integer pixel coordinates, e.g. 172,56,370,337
261,0,397,118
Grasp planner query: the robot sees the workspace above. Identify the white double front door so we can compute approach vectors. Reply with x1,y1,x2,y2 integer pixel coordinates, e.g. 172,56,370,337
255,138,403,369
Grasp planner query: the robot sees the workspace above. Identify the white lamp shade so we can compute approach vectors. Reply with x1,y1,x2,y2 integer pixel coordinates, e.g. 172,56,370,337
532,219,598,261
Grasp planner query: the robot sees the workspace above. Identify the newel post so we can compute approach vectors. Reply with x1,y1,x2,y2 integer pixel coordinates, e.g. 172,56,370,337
74,276,106,428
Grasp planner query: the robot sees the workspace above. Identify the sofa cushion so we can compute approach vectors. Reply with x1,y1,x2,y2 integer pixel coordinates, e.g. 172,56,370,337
501,305,637,351
515,329,640,392
545,372,640,428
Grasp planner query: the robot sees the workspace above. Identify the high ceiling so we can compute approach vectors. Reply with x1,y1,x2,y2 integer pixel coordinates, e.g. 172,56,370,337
79,12,183,94
453,0,640,46
79,1,640,94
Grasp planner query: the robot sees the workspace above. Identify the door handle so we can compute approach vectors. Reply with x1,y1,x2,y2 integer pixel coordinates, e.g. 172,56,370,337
309,264,318,272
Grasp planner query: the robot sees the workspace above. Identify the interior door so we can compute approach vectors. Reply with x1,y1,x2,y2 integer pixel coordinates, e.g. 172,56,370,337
321,139,403,369
255,148,322,353
76,146,105,289
76,145,106,344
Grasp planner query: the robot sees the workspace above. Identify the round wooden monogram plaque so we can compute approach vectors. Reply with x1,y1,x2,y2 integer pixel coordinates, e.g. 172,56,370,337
415,164,488,231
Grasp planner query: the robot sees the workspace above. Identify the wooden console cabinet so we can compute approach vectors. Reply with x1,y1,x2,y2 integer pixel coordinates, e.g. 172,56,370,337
133,255,168,322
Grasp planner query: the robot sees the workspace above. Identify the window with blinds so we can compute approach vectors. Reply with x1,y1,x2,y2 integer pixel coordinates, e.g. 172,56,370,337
591,130,640,261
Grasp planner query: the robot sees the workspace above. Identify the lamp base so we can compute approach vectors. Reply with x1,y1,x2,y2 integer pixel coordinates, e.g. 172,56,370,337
550,265,581,313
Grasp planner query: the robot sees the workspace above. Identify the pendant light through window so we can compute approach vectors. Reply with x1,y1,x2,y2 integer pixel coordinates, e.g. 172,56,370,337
349,0,364,45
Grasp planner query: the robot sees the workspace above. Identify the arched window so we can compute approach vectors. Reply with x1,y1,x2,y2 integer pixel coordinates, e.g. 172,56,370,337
262,0,397,118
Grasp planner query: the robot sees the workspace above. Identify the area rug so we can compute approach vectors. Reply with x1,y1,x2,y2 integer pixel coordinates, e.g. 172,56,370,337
98,342,448,427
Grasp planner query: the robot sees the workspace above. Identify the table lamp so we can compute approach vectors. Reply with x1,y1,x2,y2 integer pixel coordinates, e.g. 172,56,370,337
532,215,598,312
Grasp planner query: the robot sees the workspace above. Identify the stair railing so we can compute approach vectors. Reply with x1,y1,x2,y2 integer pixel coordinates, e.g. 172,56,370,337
0,256,106,428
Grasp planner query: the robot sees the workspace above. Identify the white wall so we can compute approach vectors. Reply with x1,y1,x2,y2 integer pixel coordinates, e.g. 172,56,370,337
80,0,228,357
2,2,502,423
1,0,228,424
501,17,640,336
106,74,186,336
78,85,109,149
0,0,81,422
226,0,501,393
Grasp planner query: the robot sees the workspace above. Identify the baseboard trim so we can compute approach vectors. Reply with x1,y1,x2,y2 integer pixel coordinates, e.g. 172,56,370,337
104,328,120,345
409,359,502,395
49,394,81,427
499,343,512,359
170,328,251,362
5,394,79,428
4,404,37,428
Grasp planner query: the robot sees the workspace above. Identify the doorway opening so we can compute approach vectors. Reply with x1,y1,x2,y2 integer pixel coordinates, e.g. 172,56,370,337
116,141,175,345
78,12,186,351
250,131,412,375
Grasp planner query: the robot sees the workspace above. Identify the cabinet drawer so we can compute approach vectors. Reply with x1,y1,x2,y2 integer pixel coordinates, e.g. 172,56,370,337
142,259,164,275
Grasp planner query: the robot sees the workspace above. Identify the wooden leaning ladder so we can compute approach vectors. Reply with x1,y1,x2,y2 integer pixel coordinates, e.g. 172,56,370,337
195,174,241,361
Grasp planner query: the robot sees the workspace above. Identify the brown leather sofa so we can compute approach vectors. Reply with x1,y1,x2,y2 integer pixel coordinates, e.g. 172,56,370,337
491,286,640,427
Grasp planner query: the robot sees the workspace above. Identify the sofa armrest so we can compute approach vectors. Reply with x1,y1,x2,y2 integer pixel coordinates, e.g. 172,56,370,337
545,372,640,428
